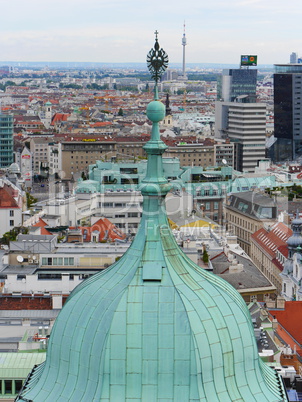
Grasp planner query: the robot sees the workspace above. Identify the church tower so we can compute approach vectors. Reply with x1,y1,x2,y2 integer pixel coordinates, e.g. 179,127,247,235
17,33,287,402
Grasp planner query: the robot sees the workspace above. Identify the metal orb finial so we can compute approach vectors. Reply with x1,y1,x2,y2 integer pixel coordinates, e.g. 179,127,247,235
147,31,169,85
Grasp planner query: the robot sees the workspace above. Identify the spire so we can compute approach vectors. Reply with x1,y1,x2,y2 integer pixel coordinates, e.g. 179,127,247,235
146,30,168,99
282,210,302,277
143,31,169,197
165,93,171,116
287,209,302,257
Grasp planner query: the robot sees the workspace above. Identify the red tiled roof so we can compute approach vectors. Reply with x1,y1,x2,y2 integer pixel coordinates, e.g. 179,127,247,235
269,301,302,344
251,222,292,258
90,122,112,128
278,244,289,258
0,185,20,208
115,134,150,142
51,113,70,125
33,218,48,227
16,121,44,125
69,217,125,242
271,258,284,272
32,218,52,235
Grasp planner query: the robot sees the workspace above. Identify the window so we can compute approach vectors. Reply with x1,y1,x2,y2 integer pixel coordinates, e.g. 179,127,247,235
10,210,14,217
205,202,210,210
64,257,74,266
42,257,73,266
5,380,12,394
17,275,26,281
53,257,63,265
121,178,138,185
214,202,219,210
38,274,62,280
128,212,138,217
120,167,138,174
103,202,113,207
15,380,23,394
10,220,14,226
115,223,126,228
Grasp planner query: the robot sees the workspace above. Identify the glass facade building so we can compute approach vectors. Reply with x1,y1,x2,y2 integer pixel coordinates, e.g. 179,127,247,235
273,64,302,161
217,68,257,102
0,112,13,168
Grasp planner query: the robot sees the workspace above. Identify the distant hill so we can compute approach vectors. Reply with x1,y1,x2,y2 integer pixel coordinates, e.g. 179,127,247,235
0,61,274,72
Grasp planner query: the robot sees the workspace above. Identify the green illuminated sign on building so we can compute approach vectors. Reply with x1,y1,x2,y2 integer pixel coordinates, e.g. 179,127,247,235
241,55,257,66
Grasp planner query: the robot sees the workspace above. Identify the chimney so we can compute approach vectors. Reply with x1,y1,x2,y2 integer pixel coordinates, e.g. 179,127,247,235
229,258,244,273
276,296,285,309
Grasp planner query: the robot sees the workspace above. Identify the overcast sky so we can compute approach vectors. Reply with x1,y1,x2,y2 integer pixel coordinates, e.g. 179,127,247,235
0,0,300,65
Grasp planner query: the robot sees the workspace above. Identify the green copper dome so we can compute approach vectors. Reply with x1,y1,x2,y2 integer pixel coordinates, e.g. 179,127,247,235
17,34,287,402
146,100,165,122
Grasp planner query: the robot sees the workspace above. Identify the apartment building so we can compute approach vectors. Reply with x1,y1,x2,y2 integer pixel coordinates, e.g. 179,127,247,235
215,102,266,172
59,138,117,179
251,222,292,293
225,191,277,255
165,142,214,168
1,234,130,296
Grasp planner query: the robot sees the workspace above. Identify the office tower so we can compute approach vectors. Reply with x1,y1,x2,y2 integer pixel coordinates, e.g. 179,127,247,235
215,102,266,172
181,22,187,79
161,68,178,81
0,108,14,168
17,35,287,402
273,63,302,161
215,65,265,172
217,68,257,102
290,52,298,64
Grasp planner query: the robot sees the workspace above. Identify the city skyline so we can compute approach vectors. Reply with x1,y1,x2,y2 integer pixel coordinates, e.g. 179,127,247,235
1,0,301,65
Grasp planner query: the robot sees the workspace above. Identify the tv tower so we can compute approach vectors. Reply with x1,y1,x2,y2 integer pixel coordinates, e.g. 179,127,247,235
182,22,187,79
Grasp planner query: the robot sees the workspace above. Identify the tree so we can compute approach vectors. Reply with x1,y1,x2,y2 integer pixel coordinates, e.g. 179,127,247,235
118,108,124,116
202,249,209,264
26,192,38,209
0,227,29,245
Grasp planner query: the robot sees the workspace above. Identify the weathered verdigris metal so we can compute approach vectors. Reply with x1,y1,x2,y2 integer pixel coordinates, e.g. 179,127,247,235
17,33,287,402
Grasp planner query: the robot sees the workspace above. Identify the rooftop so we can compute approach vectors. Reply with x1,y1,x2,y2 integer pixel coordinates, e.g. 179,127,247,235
0,353,46,379
269,301,302,344
211,252,275,292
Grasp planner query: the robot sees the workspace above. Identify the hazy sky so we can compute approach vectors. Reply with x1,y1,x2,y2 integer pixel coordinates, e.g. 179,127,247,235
0,0,300,65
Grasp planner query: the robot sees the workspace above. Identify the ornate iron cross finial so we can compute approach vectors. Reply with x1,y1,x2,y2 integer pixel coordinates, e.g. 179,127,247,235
147,31,169,85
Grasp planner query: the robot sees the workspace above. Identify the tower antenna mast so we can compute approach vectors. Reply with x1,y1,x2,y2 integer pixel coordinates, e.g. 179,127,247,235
182,21,187,79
